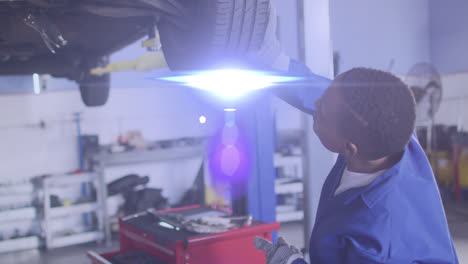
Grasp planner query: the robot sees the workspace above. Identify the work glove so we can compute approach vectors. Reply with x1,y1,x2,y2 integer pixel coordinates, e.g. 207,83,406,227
254,236,303,264
247,5,290,72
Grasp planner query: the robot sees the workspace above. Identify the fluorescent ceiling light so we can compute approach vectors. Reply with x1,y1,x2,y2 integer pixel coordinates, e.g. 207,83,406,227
33,73,40,94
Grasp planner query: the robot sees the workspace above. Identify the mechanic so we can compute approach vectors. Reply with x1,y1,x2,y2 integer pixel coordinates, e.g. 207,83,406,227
252,7,459,264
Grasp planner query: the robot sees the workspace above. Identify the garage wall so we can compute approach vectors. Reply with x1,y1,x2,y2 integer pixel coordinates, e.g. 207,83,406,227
434,73,468,130
329,0,431,75
427,1,468,130
328,0,468,130
429,0,468,74
0,84,222,203
0,3,305,203
276,0,434,131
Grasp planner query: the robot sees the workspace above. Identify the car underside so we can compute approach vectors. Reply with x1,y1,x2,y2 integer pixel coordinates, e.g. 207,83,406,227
0,0,271,106
0,0,174,78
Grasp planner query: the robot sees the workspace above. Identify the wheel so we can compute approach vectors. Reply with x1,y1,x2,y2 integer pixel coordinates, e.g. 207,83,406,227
78,72,110,107
158,0,271,70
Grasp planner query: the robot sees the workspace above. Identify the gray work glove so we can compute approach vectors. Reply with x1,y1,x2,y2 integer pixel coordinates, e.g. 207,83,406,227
254,236,303,264
247,5,290,71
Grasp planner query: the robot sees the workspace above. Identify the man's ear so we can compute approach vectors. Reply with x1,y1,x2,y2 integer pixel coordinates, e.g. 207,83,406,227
344,142,358,158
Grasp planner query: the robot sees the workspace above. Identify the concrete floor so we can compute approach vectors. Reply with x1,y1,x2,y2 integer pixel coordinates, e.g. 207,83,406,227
0,240,119,264
1,202,467,264
445,201,468,262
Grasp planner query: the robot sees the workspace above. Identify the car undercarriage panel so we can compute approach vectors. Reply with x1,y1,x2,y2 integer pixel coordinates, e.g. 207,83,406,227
0,1,157,80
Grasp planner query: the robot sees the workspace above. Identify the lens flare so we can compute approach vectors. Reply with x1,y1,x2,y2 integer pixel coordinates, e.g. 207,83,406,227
208,124,251,187
199,115,207,124
220,146,241,176
158,69,300,99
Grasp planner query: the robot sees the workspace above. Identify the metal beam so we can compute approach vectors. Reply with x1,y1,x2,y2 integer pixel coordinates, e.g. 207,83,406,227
235,95,277,239
301,0,336,255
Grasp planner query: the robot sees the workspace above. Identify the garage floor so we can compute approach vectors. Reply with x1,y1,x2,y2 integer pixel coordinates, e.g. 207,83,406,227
0,240,120,264
1,202,467,264
445,201,468,262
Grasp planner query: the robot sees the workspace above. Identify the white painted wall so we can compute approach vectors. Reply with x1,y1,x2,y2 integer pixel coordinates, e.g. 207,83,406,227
0,83,222,203
328,0,468,130
427,1,468,129
429,0,468,74
330,0,431,75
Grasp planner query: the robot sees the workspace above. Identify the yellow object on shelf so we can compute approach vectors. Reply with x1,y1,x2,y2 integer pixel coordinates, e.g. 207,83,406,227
205,185,228,206
458,149,468,188
63,199,71,207
429,151,454,186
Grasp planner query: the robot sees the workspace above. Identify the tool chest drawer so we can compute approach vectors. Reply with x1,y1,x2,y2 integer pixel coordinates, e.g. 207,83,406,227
88,206,280,264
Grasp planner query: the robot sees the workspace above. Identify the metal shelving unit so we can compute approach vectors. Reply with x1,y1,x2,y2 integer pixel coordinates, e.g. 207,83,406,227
0,236,40,254
41,173,106,249
49,202,99,218
0,207,36,222
47,231,104,249
274,154,304,222
275,179,303,195
276,210,305,222
93,145,205,167
0,181,40,254
91,144,206,245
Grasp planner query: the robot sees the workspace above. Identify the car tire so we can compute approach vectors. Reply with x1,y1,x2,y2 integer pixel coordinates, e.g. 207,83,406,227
158,0,271,70
79,73,110,107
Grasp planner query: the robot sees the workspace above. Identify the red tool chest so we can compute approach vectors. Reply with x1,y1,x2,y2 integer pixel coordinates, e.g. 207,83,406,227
88,205,280,264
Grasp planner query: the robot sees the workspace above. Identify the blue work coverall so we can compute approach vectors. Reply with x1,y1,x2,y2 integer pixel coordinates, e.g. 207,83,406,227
287,60,459,264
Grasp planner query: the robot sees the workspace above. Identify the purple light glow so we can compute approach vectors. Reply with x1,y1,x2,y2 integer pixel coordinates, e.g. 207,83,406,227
208,123,251,197
220,146,240,176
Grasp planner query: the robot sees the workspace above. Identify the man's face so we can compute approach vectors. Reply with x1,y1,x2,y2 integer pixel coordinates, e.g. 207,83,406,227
313,81,348,153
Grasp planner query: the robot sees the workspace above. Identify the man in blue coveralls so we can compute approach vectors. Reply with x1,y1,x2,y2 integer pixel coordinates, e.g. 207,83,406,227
252,6,460,264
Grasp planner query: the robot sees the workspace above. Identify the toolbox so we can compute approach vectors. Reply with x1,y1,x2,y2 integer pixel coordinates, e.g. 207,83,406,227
88,205,280,264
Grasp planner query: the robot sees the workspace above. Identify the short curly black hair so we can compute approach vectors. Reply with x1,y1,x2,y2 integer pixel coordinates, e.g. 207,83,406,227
335,68,416,160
